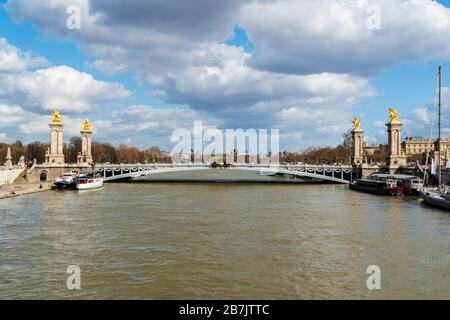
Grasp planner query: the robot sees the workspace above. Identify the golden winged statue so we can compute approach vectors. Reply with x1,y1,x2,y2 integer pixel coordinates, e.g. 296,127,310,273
389,108,400,123
83,119,91,131
52,110,62,123
352,117,361,130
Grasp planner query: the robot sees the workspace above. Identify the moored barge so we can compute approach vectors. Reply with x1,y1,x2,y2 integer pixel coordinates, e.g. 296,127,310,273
349,174,422,196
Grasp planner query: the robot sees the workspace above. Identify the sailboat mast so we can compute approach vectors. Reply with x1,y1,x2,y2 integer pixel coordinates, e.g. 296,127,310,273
438,65,442,187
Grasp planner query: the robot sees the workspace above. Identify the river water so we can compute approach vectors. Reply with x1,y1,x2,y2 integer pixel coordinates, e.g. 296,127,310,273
0,170,449,299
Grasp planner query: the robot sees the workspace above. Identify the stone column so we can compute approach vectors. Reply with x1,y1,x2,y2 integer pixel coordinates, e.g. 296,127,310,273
386,109,406,173
57,129,64,155
80,129,93,164
5,146,13,169
47,111,65,164
47,122,65,164
351,119,364,166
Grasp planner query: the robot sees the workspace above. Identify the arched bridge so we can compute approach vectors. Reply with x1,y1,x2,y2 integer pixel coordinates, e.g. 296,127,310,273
89,163,356,184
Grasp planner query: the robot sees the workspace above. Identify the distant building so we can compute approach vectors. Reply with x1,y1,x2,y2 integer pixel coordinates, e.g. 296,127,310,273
402,137,450,157
361,137,450,165
402,137,432,155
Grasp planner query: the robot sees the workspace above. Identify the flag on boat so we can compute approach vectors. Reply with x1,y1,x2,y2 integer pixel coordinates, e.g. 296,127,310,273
431,158,437,174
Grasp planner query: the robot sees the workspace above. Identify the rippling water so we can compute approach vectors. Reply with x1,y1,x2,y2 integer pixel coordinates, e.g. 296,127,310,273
0,171,449,299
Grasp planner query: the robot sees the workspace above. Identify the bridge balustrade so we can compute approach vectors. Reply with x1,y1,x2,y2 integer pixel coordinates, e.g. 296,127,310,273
89,163,356,184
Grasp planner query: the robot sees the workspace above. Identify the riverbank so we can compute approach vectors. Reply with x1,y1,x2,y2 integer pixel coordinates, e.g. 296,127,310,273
0,183,53,199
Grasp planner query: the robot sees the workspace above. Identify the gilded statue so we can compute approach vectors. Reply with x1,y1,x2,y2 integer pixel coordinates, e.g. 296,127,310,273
52,110,62,123
83,119,91,131
389,108,400,123
352,117,361,130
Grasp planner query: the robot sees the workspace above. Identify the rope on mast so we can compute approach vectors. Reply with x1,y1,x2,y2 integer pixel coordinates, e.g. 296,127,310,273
423,69,440,186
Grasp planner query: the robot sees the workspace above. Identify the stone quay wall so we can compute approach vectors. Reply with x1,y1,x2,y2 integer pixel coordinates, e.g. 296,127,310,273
25,164,91,183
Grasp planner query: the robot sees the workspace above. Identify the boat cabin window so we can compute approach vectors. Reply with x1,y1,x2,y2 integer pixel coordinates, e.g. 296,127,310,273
369,175,387,182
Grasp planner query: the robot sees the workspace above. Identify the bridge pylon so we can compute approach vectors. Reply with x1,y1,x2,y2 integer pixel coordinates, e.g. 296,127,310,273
351,118,364,166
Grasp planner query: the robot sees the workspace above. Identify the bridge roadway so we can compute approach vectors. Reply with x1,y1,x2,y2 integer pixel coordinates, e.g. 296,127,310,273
90,163,356,184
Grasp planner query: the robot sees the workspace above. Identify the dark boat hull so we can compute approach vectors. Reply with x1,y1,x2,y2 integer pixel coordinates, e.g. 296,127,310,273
54,181,76,189
420,190,450,210
349,182,405,196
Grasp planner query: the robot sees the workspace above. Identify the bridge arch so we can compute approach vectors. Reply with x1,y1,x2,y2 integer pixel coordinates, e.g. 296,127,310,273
90,164,355,184
39,170,48,182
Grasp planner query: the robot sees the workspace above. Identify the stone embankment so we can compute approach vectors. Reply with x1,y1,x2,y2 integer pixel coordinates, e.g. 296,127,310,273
0,183,53,200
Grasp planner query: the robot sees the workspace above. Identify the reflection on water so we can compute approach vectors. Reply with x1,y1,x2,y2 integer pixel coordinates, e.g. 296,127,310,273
0,172,449,299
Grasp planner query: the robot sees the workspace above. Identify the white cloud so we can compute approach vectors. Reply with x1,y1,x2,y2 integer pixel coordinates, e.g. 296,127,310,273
0,102,205,149
240,0,450,75
0,38,130,114
25,66,129,112
9,0,450,78
5,0,450,149
401,107,435,139
6,0,242,42
0,37,47,72
86,60,128,76
0,105,89,138
275,106,354,147
2,0,377,150
276,107,350,134
0,64,130,113
411,108,432,126
368,106,440,145
146,43,373,148
58,105,217,149
5,0,245,76
0,104,25,126
19,114,88,138
0,37,28,72
151,43,374,110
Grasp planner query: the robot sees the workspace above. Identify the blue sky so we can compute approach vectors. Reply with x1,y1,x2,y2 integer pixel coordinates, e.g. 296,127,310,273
1,0,450,150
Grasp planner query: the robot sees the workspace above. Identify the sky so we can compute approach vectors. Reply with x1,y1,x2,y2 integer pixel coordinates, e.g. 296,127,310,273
1,0,450,151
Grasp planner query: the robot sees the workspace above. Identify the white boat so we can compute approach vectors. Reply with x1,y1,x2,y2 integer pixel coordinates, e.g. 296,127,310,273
54,171,78,189
75,174,103,190
420,189,450,210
